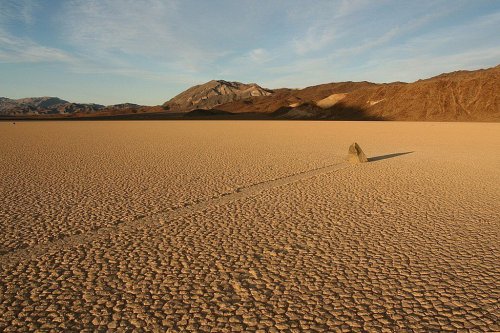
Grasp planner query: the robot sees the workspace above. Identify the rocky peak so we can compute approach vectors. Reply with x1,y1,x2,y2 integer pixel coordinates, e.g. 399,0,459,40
163,80,273,111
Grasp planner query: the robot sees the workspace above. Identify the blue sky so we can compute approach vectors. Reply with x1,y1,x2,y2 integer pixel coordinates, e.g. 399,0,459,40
1,0,499,105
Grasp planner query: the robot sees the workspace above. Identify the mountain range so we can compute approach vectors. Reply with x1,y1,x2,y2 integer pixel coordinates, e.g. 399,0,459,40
1,65,498,121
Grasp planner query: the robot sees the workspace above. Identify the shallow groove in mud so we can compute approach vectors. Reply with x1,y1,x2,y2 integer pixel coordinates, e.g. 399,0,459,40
0,162,349,265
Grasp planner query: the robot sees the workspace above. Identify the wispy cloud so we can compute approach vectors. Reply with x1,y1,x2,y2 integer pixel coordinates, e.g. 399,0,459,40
0,1,73,64
0,0,38,24
255,1,499,88
355,11,500,82
360,46,500,83
0,30,76,63
248,48,273,63
330,7,457,60
61,0,177,55
293,27,337,55
59,0,226,72
0,25,189,83
289,0,377,55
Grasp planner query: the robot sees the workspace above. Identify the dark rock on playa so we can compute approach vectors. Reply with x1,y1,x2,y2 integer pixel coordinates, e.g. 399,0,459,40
347,142,368,164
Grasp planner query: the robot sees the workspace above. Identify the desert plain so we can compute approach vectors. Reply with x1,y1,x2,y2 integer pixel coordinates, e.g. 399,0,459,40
0,120,499,332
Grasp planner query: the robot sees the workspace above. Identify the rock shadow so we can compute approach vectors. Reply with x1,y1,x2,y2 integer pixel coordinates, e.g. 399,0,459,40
368,152,414,162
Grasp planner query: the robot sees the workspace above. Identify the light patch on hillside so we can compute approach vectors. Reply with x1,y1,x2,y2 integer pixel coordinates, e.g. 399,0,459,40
315,93,347,108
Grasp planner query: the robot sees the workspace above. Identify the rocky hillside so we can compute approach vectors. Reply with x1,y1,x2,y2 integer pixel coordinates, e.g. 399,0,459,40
162,80,273,112
335,66,500,121
213,66,499,121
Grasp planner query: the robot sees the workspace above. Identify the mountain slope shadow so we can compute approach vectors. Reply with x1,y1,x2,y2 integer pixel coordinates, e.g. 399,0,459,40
326,102,386,120
271,102,386,120
368,152,414,162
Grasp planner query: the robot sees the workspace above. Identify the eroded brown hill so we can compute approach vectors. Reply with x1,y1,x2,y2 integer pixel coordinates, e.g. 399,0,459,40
340,66,500,121
213,66,499,121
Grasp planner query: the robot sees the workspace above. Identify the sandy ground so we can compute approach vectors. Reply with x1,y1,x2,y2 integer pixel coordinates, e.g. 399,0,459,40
0,121,499,332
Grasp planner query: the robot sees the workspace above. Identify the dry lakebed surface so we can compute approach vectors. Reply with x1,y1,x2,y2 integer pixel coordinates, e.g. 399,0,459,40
0,121,499,332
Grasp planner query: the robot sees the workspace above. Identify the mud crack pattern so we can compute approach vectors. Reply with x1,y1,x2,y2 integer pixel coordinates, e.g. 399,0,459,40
1,121,499,332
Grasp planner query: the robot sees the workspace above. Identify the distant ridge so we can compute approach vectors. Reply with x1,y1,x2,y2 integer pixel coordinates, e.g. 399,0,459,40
0,97,154,117
1,65,498,121
0,97,104,116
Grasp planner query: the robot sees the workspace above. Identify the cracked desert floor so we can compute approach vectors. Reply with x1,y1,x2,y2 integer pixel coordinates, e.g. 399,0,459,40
0,121,499,332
